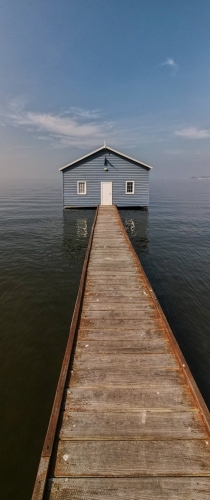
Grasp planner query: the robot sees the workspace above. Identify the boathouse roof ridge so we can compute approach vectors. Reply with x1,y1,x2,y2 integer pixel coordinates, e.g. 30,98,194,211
59,145,153,171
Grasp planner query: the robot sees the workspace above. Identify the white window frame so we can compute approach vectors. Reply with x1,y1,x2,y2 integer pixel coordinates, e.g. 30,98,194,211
126,181,135,194
77,181,87,195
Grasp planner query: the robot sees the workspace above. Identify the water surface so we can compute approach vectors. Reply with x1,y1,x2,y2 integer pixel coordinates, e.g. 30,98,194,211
0,178,210,499
121,178,210,407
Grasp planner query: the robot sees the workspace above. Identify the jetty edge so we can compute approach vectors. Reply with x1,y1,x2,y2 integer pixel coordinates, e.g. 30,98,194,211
31,206,99,499
32,205,210,500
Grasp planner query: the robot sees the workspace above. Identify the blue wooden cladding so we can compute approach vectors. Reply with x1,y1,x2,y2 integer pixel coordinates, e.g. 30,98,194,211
59,146,152,208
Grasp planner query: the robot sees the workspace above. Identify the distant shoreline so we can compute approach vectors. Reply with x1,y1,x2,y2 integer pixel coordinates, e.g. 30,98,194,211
191,176,210,179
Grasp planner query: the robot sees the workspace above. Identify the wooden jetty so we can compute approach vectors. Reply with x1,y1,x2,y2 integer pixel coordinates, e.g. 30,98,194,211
32,205,210,499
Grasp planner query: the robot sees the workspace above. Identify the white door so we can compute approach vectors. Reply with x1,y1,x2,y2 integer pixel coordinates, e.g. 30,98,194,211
101,182,112,205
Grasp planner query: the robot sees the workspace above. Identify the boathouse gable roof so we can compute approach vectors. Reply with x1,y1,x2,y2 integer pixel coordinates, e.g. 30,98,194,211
59,145,153,171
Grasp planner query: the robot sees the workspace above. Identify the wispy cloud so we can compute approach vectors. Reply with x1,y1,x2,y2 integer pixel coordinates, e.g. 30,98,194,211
1,101,165,149
2,101,114,148
175,127,210,139
161,57,176,67
161,57,178,75
164,149,182,155
67,107,102,120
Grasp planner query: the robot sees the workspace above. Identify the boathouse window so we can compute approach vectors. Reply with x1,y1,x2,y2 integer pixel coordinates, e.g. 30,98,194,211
126,181,134,194
77,181,86,195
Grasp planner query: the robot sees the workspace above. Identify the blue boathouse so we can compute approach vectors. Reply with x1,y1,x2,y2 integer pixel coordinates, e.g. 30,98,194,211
59,145,152,208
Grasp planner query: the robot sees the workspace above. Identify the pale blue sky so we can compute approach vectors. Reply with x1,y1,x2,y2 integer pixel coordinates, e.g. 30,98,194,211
0,0,210,179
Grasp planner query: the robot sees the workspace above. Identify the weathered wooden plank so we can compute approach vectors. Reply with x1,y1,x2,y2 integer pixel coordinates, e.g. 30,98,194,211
91,246,129,251
85,282,143,289
93,238,125,241
86,283,142,290
54,440,210,477
89,260,134,264
59,410,207,440
91,256,134,265
89,250,133,254
93,235,125,238
94,226,123,228
70,366,184,388
83,294,151,302
88,258,135,263
82,301,155,310
87,273,141,280
84,280,146,287
89,249,132,254
92,244,129,249
81,309,157,319
93,235,124,239
90,247,132,251
75,338,170,354
93,233,124,236
78,325,165,335
82,299,155,309
92,239,127,242
77,327,166,342
92,235,124,238
88,264,135,269
87,271,139,277
86,278,141,284
93,232,124,236
84,290,151,298
88,261,135,266
93,236,125,241
94,227,123,230
73,353,177,370
85,283,145,291
88,257,134,263
88,266,138,273
88,262,137,267
89,257,135,261
94,233,125,239
89,250,134,255
91,249,131,252
86,275,143,281
82,302,155,311
89,256,134,260
92,237,125,242
94,224,121,227
93,230,124,232
94,225,124,228
64,385,196,411
90,253,132,257
79,318,164,329
45,477,210,500
88,267,137,273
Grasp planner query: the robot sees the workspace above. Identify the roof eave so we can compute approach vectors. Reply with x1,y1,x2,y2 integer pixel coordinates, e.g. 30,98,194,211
59,145,105,171
59,145,153,171
107,146,153,170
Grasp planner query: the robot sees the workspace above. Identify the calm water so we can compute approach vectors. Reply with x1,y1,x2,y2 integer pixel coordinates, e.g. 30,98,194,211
0,178,210,499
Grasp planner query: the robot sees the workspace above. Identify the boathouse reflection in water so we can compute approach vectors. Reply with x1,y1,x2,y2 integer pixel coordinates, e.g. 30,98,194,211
62,208,149,258
62,209,95,260
120,209,150,254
